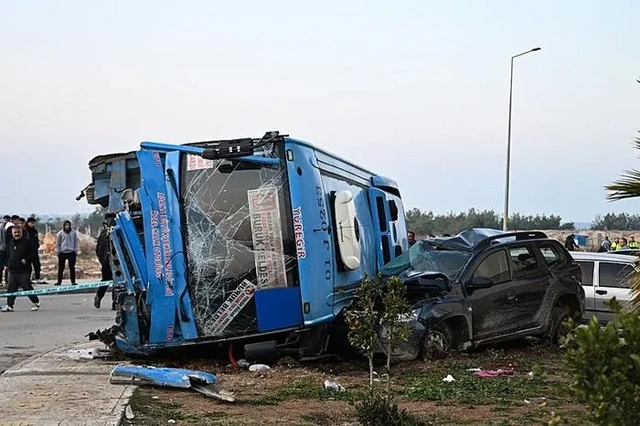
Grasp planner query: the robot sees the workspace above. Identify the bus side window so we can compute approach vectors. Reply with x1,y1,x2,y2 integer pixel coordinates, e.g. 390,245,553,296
376,196,387,232
388,200,399,221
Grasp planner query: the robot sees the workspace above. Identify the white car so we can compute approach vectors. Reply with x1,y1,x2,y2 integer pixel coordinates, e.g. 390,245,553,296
571,252,638,323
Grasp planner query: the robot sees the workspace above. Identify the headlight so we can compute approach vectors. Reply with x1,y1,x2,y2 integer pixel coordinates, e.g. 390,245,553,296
398,308,421,323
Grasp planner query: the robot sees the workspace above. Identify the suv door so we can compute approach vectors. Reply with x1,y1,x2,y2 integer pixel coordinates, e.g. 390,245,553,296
465,249,518,339
595,262,634,323
575,260,595,321
506,245,551,330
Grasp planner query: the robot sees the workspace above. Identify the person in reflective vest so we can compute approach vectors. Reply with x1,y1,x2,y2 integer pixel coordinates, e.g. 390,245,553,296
611,237,620,251
628,236,639,249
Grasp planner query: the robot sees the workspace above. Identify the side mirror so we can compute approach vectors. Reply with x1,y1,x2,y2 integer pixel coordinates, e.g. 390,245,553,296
467,276,494,289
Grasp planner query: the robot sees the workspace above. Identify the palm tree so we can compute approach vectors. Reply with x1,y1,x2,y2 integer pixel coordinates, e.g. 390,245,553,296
606,141,640,202
605,79,640,309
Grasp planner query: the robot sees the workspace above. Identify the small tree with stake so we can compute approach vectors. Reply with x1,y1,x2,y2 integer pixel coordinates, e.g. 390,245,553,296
346,274,422,425
380,276,413,402
345,274,381,389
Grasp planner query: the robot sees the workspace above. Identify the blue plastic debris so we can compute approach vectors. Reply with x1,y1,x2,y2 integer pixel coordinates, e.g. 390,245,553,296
109,365,235,402
109,366,217,388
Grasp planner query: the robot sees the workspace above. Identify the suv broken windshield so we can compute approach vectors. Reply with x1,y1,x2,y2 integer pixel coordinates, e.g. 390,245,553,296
380,240,472,280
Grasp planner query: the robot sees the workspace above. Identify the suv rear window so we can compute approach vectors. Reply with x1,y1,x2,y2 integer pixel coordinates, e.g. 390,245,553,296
536,243,565,269
508,246,541,278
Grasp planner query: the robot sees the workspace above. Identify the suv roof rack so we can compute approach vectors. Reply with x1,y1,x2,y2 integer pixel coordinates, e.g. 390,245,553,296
475,231,549,251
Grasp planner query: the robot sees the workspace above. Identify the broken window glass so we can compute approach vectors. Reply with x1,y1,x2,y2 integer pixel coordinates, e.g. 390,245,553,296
181,148,298,338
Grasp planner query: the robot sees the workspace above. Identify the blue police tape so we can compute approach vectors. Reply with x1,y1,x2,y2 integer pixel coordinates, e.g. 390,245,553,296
0,280,115,297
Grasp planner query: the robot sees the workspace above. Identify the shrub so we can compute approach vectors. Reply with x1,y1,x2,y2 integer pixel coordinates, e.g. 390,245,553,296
563,299,640,426
355,390,425,426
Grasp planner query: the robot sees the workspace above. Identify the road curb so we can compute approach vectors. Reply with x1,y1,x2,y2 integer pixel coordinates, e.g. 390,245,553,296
0,341,135,425
0,344,64,377
115,382,136,426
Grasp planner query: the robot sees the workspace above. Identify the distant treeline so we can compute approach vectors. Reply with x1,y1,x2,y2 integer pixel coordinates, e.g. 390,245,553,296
405,208,574,236
406,209,640,236
35,206,107,237
591,213,640,231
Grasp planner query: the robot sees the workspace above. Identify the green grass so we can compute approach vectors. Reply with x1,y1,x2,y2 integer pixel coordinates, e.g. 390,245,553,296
126,389,231,426
248,378,364,406
397,344,572,406
401,368,561,405
126,390,190,425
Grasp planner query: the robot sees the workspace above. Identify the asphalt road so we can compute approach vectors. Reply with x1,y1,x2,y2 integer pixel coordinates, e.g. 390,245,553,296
0,292,116,373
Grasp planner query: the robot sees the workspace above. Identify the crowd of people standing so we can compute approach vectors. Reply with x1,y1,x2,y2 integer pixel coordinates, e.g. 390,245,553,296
0,215,81,312
597,235,639,252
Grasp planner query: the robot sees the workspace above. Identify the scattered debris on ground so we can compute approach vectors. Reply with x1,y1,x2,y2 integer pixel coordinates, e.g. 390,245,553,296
474,368,515,378
125,405,135,420
64,347,111,361
123,340,594,425
323,379,345,392
247,364,270,374
441,374,456,382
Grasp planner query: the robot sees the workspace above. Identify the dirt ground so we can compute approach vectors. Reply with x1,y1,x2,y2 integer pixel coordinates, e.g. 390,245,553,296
38,252,102,281
125,340,593,426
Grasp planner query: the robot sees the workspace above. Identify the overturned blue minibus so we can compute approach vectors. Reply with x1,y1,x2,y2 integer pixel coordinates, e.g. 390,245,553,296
82,132,408,359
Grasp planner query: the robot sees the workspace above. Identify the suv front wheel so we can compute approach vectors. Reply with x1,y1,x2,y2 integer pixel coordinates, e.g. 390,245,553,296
422,323,452,361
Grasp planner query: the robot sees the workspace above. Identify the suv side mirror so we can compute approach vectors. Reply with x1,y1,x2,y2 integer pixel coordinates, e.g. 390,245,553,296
467,276,494,289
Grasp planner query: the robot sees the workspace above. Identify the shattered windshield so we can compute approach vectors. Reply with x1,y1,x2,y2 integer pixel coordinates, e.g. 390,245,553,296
181,148,298,338
380,240,472,280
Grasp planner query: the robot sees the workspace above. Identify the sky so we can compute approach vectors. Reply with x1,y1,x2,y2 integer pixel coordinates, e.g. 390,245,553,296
1,0,639,222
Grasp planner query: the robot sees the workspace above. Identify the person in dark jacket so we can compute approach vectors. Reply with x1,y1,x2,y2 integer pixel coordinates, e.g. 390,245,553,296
5,215,19,243
1,226,40,312
564,234,580,251
407,231,417,247
24,217,44,283
0,215,10,285
93,221,115,310
3,215,19,285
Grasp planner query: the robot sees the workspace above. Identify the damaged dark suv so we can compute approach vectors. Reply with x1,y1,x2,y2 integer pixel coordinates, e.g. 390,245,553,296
379,229,585,361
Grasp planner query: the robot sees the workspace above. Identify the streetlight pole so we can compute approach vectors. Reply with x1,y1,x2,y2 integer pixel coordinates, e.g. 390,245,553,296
503,47,541,231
